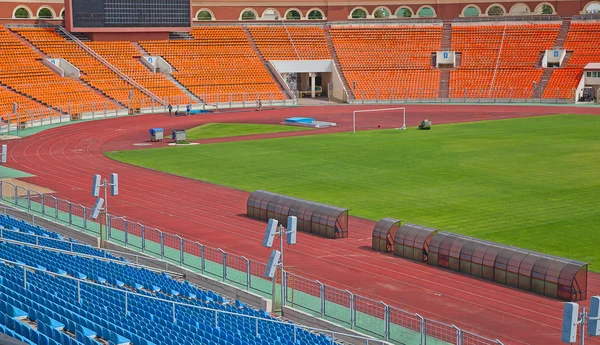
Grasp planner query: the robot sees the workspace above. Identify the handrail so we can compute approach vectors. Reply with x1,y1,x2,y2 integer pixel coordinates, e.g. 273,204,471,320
280,19,301,60
0,180,505,345
0,258,389,345
54,26,166,106
488,24,507,98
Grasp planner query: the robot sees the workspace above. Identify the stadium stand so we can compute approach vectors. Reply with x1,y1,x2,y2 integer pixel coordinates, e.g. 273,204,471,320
328,24,442,100
84,41,189,102
543,21,600,99
140,27,285,103
0,87,45,123
248,26,331,60
0,28,114,117
449,23,560,98
0,214,338,345
12,28,151,108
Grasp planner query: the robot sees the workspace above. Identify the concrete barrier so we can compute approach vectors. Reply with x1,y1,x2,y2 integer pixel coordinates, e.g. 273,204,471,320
282,306,390,345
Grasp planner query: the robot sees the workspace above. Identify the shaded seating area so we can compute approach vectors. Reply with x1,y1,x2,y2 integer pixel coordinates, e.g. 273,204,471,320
0,214,340,345
247,190,348,239
427,232,588,301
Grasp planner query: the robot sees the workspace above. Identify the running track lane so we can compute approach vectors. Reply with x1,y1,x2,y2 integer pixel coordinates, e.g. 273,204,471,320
4,105,600,345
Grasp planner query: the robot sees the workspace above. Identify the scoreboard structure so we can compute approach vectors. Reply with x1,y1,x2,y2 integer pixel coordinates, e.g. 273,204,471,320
65,0,192,33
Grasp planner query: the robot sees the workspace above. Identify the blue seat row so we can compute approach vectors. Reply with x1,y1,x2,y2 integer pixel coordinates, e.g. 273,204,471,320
0,214,121,260
0,215,340,345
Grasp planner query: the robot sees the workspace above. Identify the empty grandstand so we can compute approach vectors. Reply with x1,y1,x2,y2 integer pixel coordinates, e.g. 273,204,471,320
2,1,600,344
0,213,350,345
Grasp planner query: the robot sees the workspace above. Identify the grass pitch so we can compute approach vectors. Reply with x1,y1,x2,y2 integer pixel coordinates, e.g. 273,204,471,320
185,123,309,140
106,115,600,268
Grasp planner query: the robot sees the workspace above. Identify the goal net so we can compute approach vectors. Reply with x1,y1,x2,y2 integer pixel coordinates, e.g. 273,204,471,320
352,107,406,133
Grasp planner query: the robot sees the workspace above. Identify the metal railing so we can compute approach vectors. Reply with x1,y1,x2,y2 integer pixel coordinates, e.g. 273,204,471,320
0,258,384,345
54,26,166,106
0,227,182,276
0,180,504,345
0,93,296,136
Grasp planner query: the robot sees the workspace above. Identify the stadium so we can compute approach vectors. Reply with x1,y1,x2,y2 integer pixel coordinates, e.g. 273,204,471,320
0,0,599,345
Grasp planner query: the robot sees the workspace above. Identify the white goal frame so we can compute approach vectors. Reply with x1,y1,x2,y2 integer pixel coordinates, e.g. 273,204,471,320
352,107,406,133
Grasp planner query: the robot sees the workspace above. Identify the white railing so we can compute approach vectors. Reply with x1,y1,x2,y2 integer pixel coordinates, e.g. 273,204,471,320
0,257,386,345
488,24,507,98
0,180,505,345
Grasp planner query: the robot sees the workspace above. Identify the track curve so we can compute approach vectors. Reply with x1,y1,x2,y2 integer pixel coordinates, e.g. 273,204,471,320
4,104,600,345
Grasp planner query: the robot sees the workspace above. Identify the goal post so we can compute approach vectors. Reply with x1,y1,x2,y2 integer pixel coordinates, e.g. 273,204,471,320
352,107,406,134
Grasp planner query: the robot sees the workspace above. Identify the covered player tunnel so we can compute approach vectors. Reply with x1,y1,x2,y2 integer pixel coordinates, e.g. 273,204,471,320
427,232,588,301
371,222,588,301
247,190,348,239
371,218,402,253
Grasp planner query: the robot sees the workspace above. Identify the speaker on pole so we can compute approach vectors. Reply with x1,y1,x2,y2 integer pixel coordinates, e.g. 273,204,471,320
110,173,119,196
92,174,101,197
1,145,7,164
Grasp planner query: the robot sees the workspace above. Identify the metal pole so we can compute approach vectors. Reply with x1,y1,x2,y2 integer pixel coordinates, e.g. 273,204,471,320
172,303,176,323
279,225,285,307
125,292,128,314
77,280,81,303
103,178,109,246
581,307,587,345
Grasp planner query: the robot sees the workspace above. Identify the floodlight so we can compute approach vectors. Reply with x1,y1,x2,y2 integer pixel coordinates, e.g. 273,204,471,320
589,296,600,336
92,174,101,197
110,173,119,196
262,219,278,248
562,302,579,343
90,197,104,220
264,250,281,279
1,145,6,164
286,216,297,245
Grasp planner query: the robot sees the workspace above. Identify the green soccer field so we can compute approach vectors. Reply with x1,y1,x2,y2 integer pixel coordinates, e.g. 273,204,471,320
106,115,600,268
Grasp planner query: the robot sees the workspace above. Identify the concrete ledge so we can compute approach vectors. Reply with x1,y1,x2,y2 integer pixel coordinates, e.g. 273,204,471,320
282,306,390,345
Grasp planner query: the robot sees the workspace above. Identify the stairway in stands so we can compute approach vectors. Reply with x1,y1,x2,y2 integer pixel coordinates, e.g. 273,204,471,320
323,24,355,100
168,32,193,40
534,19,571,98
438,22,453,98
130,42,199,102
441,22,452,50
554,20,571,49
243,27,293,99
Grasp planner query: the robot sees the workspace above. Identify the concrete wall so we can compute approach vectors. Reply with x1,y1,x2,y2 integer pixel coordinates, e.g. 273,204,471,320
0,0,594,23
282,306,390,345
270,60,333,73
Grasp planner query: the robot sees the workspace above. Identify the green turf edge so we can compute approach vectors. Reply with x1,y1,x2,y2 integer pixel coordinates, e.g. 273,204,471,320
0,193,455,345
0,167,34,179
104,114,600,270
185,123,311,140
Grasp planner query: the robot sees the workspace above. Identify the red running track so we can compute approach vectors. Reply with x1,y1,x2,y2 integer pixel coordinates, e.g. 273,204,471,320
3,105,600,345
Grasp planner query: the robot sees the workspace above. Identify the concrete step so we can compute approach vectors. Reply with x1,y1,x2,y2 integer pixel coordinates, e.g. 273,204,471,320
164,74,201,103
